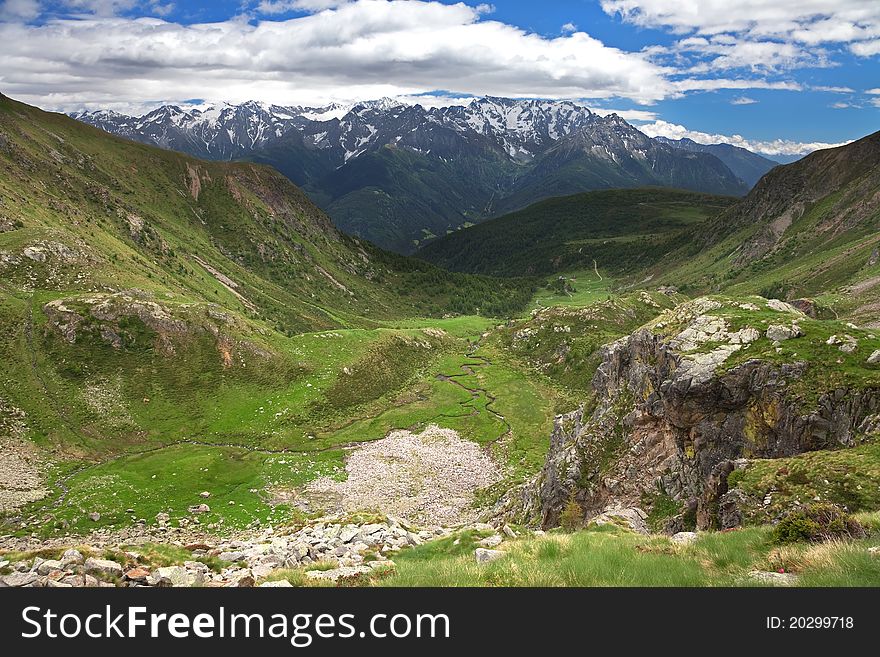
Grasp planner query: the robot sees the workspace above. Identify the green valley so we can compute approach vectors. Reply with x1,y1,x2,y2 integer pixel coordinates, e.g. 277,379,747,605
2,95,880,592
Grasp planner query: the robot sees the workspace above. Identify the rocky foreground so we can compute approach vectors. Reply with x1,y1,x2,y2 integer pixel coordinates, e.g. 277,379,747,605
0,515,460,588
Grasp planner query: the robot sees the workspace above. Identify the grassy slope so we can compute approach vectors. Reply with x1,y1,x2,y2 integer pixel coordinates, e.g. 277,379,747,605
649,132,880,324
379,518,880,587
416,188,736,277
0,96,539,537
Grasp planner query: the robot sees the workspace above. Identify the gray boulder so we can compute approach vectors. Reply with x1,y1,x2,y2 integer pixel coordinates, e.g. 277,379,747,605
84,558,123,579
474,548,506,564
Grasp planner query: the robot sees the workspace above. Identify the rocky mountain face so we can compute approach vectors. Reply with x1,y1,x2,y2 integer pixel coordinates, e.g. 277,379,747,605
654,137,779,188
73,97,751,252
505,297,880,532
716,131,880,265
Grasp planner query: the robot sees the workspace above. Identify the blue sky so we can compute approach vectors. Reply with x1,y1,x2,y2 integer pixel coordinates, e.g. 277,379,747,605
1,0,878,155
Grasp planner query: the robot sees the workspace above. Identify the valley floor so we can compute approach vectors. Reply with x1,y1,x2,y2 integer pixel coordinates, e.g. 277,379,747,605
4,271,880,587
1,309,566,542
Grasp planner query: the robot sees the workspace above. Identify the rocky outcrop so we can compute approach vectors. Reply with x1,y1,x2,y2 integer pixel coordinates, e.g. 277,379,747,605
506,298,880,531
41,290,274,367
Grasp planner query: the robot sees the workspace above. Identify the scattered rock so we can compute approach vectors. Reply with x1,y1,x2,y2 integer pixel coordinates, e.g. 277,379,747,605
305,565,372,582
124,567,151,582
60,548,84,568
188,504,210,514
747,570,799,586
766,299,802,314
259,580,293,587
827,334,858,353
199,491,211,499
479,535,503,548
88,512,101,522
36,559,63,576
83,557,123,579
227,571,256,587
867,350,880,365
670,532,699,546
303,425,502,526
148,565,204,588
475,548,506,564
766,324,802,342
1,572,39,587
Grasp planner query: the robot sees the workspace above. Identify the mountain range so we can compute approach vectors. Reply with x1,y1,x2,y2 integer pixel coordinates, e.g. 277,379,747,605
72,97,774,252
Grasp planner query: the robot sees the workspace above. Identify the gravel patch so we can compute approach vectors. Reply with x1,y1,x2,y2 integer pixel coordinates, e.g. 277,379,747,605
305,425,502,526
0,398,48,512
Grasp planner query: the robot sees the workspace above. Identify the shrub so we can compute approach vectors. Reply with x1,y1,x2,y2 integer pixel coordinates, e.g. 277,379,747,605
559,496,584,533
772,503,867,545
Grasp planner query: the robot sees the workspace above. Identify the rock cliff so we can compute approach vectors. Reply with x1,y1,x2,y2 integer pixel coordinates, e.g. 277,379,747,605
506,297,880,531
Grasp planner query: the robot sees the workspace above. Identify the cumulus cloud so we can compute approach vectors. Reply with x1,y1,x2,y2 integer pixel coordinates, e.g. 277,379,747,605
603,0,879,90
0,0,682,110
637,119,849,156
670,36,830,73
601,1,880,44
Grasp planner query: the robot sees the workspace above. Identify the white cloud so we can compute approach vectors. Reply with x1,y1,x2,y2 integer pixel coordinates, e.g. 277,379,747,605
811,85,854,93
0,1,679,110
602,0,880,71
731,96,757,105
671,78,801,93
0,0,40,19
853,40,880,57
670,35,829,73
601,1,880,48
589,106,659,122
867,88,880,94
561,22,577,34
638,119,849,156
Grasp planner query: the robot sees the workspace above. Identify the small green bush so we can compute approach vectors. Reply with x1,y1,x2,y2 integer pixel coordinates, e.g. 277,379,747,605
772,503,867,545
559,496,584,533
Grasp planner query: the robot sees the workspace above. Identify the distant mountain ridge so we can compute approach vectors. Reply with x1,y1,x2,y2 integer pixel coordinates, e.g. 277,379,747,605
654,136,780,187
74,97,752,252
